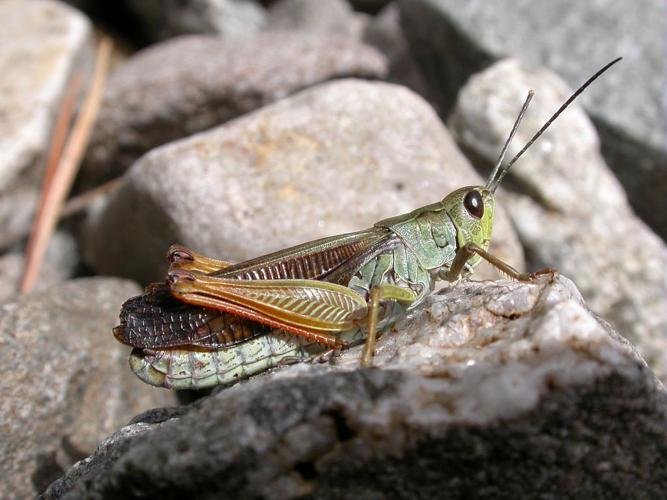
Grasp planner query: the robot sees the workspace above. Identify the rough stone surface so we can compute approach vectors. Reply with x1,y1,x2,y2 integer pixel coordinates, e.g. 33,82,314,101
0,0,92,248
40,423,161,500
42,276,667,498
0,278,175,498
363,4,430,98
126,0,267,41
266,0,367,39
399,0,667,240
0,231,80,304
0,253,59,305
79,33,388,187
448,59,667,382
82,79,523,284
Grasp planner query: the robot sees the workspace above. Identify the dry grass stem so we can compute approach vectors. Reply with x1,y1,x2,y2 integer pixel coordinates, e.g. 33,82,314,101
20,38,113,293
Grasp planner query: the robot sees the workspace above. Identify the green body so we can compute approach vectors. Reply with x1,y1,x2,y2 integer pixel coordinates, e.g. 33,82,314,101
130,332,318,389
130,186,497,389
130,327,371,389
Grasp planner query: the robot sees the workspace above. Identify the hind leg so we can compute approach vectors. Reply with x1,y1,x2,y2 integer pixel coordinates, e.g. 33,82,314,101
361,284,417,368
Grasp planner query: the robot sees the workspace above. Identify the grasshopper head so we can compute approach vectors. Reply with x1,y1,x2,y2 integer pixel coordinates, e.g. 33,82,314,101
442,186,495,254
440,58,621,275
440,87,529,270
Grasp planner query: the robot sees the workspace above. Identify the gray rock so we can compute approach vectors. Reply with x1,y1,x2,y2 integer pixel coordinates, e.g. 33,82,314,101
363,4,430,98
0,183,40,251
399,0,667,240
0,0,92,248
448,59,667,382
0,278,175,498
82,79,523,284
40,423,160,500
0,253,54,304
79,33,388,187
42,276,667,498
126,0,266,41
43,229,80,281
0,231,80,304
266,0,368,39
41,404,196,499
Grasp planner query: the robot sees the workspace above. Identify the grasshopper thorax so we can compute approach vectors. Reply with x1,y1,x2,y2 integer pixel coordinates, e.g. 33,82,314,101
442,186,495,254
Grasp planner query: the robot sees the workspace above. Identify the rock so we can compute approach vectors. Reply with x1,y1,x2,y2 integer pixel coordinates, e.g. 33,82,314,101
448,59,667,382
399,0,667,240
42,276,667,498
0,278,175,498
82,79,523,284
79,33,388,187
43,229,81,280
0,253,61,305
126,0,266,41
42,403,198,499
0,0,92,248
363,4,431,98
0,231,80,304
349,0,393,13
39,423,161,500
0,183,40,251
266,0,367,39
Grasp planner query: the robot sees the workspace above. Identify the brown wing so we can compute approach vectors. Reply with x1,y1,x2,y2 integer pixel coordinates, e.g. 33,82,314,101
116,228,394,350
113,285,271,349
213,227,392,281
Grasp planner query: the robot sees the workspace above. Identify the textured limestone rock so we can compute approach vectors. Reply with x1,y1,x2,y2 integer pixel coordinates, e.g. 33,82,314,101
42,276,667,498
0,0,92,248
0,279,175,498
79,33,387,187
82,79,523,284
399,0,667,239
448,59,667,382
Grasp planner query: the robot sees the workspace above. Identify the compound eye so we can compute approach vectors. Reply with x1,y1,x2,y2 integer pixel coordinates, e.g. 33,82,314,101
463,190,484,218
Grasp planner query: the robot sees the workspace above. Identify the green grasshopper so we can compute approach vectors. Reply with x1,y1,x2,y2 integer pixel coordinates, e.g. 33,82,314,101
114,59,621,389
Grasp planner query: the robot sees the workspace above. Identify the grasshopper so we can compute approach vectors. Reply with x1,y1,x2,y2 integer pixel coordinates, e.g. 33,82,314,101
114,58,621,389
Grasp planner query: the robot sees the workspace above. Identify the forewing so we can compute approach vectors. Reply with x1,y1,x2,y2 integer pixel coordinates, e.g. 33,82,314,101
170,273,368,332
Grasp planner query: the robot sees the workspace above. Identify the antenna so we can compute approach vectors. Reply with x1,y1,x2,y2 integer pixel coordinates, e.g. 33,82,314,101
487,90,534,192
487,57,622,194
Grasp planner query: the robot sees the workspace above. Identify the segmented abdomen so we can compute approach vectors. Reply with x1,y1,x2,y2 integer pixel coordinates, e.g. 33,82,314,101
129,331,321,389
